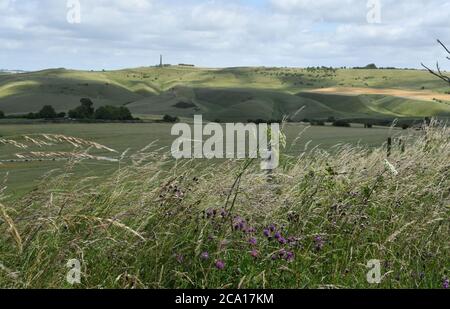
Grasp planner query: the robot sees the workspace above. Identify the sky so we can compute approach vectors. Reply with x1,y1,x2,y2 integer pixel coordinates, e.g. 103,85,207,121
1,0,449,71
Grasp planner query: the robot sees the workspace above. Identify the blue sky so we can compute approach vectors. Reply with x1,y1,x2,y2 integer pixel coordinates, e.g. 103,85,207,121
1,0,449,71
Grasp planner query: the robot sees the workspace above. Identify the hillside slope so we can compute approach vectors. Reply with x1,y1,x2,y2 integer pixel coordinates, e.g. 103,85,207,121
1,66,449,120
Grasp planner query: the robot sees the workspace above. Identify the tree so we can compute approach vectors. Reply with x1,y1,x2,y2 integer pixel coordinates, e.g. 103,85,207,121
333,120,351,128
38,105,57,119
69,98,95,119
162,115,179,123
0,110,4,119
421,40,450,84
94,105,133,120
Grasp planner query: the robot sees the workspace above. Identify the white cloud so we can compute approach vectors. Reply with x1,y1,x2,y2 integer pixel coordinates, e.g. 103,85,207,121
0,0,449,70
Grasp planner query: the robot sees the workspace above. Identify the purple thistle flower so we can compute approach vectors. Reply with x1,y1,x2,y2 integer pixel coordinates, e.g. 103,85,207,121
278,237,287,245
251,249,259,259
200,252,209,260
249,237,257,246
246,227,256,234
285,251,295,262
215,260,225,270
314,235,325,251
269,225,276,232
220,209,228,218
263,229,270,237
279,249,287,258
271,254,278,260
274,232,282,240
206,208,215,218
443,278,449,289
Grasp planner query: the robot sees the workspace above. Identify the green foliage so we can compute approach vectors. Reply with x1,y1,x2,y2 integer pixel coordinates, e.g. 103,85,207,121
162,114,179,123
333,120,351,127
94,105,133,121
38,105,58,119
0,110,4,119
69,98,95,119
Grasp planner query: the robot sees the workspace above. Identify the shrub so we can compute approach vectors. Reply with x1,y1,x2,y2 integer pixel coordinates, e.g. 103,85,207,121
333,120,351,127
0,110,4,119
94,106,133,121
162,115,179,123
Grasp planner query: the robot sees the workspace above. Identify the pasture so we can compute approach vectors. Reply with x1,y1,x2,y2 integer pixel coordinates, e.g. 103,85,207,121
0,122,404,199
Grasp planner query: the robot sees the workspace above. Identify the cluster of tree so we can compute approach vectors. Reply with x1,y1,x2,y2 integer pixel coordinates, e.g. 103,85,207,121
332,120,351,128
246,119,283,124
69,98,134,121
0,110,4,119
353,64,378,70
162,115,180,123
15,105,66,119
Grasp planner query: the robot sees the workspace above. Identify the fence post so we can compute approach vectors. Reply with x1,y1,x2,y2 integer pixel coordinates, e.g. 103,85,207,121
399,138,405,153
387,137,392,157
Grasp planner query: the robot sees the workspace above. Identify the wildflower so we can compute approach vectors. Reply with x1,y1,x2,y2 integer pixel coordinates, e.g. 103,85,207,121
314,235,325,251
215,260,225,270
246,227,256,234
443,278,449,289
233,217,246,231
274,232,282,240
278,249,287,258
269,225,276,232
206,209,215,218
278,237,287,245
250,249,259,259
220,209,228,218
200,252,209,260
263,229,270,237
248,237,257,246
285,251,295,262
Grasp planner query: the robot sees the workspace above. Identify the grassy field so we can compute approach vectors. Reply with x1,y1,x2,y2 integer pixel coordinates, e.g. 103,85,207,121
0,122,405,199
0,121,448,288
1,67,450,120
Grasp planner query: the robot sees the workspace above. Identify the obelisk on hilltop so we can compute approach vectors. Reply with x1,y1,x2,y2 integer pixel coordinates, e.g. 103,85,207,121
160,55,163,67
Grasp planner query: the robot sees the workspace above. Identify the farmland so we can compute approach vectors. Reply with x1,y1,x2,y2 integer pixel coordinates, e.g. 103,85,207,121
0,122,404,199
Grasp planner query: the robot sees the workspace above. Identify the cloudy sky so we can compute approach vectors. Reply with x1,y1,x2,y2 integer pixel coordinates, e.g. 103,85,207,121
1,0,449,71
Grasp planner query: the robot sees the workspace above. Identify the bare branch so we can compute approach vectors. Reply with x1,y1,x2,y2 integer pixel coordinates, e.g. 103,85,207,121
422,40,450,84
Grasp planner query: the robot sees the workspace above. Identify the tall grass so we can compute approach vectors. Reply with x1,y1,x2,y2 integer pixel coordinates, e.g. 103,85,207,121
0,122,448,289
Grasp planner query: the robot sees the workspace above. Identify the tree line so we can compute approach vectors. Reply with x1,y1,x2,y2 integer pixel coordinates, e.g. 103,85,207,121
0,98,134,121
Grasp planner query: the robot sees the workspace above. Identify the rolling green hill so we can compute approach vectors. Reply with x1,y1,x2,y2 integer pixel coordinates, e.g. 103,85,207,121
1,66,449,120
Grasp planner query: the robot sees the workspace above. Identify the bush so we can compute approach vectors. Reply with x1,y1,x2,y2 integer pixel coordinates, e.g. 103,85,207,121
0,110,4,119
162,115,179,123
94,106,133,121
333,120,351,128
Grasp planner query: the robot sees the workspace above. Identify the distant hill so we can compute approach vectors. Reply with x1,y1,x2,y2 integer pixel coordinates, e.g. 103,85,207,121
0,66,449,120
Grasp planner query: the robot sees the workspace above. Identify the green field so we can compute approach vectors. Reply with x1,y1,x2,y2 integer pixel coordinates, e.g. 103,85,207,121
0,122,406,199
1,67,450,121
